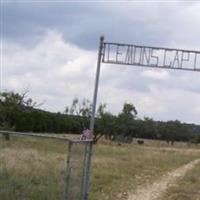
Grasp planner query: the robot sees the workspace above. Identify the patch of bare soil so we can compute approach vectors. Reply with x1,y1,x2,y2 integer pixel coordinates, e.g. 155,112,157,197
128,159,200,200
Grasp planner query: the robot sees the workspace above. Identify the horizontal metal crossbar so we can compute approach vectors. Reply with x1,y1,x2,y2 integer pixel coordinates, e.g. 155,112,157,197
102,42,200,72
0,130,93,144
103,60,200,72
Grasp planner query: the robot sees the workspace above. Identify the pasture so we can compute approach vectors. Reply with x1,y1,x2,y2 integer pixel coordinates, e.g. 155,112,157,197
0,134,200,200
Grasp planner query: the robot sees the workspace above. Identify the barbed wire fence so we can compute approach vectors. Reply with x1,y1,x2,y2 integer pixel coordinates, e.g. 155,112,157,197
0,130,92,200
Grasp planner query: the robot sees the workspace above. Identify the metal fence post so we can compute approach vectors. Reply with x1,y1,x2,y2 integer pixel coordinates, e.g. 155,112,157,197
80,141,93,200
85,142,93,200
64,141,72,200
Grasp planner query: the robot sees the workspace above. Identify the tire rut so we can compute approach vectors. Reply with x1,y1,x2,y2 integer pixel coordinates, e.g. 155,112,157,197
128,159,200,200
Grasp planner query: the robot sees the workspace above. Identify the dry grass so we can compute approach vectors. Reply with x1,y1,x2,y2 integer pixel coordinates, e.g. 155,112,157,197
0,148,65,175
89,141,200,200
0,136,67,200
0,135,200,200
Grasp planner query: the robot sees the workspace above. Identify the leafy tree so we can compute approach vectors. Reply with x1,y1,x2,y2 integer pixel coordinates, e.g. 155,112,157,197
94,104,116,143
140,117,158,139
114,103,137,141
0,91,43,131
65,98,92,129
1,90,200,144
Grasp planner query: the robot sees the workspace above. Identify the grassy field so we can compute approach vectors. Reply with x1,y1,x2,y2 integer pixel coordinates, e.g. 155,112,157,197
0,134,200,200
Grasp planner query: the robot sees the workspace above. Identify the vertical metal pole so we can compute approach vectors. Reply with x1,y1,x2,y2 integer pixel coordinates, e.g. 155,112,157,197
80,36,104,200
64,141,72,200
80,142,92,200
89,36,104,133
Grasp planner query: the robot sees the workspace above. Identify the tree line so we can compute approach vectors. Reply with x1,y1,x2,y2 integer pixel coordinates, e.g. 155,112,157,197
0,91,200,144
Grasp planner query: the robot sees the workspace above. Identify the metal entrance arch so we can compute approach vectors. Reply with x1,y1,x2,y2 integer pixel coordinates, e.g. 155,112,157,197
87,36,200,199
90,36,200,134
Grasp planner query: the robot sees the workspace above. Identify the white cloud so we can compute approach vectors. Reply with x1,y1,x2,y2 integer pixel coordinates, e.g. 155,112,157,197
3,31,97,111
2,3,200,124
141,70,170,80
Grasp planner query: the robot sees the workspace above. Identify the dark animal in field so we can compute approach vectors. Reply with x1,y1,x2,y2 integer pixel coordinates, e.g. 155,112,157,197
137,140,144,145
189,138,200,145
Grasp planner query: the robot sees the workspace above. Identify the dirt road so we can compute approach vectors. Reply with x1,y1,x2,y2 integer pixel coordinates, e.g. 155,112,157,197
128,159,200,200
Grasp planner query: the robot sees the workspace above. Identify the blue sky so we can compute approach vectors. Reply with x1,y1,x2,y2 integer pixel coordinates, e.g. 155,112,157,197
1,0,200,124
